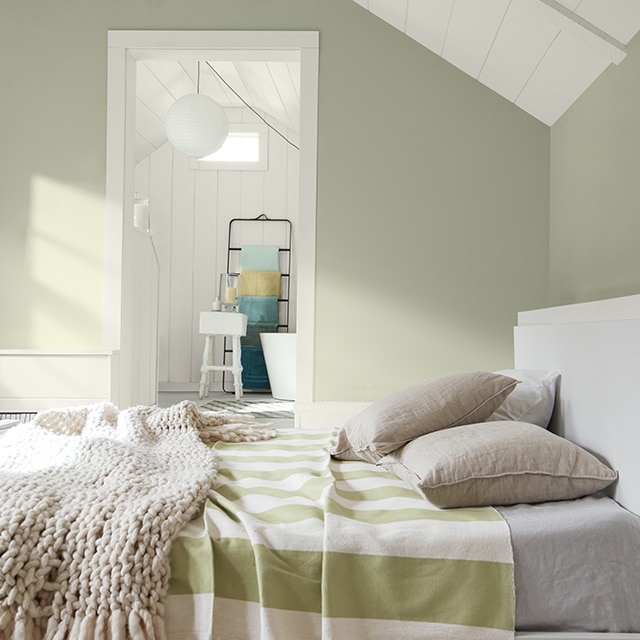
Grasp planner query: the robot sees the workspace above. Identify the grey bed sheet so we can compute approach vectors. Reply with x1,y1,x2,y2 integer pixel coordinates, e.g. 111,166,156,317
498,493,640,633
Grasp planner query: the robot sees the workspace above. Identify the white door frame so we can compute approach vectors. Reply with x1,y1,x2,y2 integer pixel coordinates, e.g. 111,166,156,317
105,30,318,407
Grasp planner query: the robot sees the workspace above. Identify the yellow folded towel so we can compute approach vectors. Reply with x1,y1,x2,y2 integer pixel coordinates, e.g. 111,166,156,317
239,271,281,297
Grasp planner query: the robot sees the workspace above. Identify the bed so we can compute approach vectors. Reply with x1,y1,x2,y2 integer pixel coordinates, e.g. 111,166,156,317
2,296,640,640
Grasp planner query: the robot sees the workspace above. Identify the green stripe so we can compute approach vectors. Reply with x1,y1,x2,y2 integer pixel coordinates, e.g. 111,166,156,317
244,503,325,524
213,538,260,602
169,534,214,595
330,467,400,482
209,497,325,525
218,453,328,463
333,484,422,502
213,538,323,613
216,442,331,453
327,498,502,523
216,477,331,502
323,551,514,630
218,467,330,482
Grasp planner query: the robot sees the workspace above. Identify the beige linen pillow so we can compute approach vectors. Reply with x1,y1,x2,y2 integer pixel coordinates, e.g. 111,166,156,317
329,371,518,464
380,421,618,508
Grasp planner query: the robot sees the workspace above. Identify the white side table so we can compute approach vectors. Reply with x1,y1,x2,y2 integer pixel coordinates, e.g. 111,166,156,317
198,312,248,400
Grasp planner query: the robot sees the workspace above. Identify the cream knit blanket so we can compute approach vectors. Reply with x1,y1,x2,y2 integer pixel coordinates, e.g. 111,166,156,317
0,401,276,640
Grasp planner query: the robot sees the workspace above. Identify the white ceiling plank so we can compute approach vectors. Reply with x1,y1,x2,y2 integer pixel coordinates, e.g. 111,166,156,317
287,61,301,104
480,0,559,102
267,62,301,133
369,0,409,31
135,133,157,164
441,0,512,79
575,0,640,44
352,0,369,7
198,61,241,107
516,28,611,125
530,0,626,64
135,99,167,148
211,61,287,132
136,62,177,121
235,61,285,123
405,0,455,55
202,61,249,108
143,60,195,101
553,0,581,10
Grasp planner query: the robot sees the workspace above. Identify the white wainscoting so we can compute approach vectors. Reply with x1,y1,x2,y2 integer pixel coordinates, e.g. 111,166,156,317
295,402,371,429
136,108,299,393
0,351,119,412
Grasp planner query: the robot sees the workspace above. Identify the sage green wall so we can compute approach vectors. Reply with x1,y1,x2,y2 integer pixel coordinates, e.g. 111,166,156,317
550,33,640,305
0,0,550,401
315,11,549,399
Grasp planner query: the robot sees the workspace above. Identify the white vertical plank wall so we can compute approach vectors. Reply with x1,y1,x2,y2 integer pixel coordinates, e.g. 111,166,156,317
138,109,300,392
168,152,196,384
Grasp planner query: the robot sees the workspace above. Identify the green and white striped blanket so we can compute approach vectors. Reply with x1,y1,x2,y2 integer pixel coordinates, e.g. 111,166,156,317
166,429,515,640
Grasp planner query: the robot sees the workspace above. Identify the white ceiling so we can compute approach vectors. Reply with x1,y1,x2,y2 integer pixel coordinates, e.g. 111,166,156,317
353,0,640,125
135,2,640,162
135,53,301,163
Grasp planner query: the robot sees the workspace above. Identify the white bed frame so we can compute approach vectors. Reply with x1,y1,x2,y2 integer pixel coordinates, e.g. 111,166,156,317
514,294,640,640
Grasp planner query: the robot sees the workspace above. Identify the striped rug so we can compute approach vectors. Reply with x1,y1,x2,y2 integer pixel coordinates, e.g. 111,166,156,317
199,398,294,419
0,413,35,429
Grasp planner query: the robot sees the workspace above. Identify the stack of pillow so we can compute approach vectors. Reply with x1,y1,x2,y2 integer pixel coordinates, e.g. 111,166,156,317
329,370,617,508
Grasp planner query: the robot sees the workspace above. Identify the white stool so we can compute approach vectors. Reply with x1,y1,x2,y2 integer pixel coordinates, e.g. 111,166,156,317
198,311,248,400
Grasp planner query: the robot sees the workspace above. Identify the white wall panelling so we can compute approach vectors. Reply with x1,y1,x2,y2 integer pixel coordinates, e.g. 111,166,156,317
0,351,120,412
127,229,160,405
137,108,300,393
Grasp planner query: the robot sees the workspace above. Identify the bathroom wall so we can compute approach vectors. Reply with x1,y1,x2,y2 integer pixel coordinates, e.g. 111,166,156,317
135,109,299,391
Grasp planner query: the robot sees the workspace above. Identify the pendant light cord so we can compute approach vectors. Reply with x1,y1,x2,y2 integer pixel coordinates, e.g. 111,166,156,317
205,61,300,151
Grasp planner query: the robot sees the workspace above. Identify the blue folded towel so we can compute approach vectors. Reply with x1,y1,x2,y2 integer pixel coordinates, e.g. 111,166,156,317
238,296,279,324
241,346,271,391
242,322,278,348
241,245,280,272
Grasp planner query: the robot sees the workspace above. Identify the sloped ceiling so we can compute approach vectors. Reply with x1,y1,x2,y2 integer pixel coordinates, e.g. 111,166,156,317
353,0,640,125
136,2,640,162
135,53,300,163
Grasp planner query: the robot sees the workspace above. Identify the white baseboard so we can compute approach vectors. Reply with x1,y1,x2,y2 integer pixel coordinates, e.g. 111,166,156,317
0,350,119,412
158,382,201,393
294,401,370,429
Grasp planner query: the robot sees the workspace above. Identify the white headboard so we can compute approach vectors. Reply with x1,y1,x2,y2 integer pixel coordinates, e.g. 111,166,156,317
514,295,640,516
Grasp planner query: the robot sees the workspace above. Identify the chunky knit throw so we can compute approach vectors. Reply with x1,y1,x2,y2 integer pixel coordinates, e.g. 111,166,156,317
0,401,276,640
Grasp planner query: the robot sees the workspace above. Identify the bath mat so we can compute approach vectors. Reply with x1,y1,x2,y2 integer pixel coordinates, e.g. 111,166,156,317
199,398,294,419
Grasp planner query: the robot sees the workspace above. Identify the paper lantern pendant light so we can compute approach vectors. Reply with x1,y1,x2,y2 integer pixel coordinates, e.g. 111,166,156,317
165,94,229,159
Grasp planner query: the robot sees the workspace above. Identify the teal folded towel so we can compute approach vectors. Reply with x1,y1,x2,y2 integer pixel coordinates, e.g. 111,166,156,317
241,346,270,391
238,296,279,324
242,322,278,348
241,245,280,271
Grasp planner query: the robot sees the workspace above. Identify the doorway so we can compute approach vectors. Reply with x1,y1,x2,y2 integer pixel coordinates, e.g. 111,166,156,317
105,31,319,409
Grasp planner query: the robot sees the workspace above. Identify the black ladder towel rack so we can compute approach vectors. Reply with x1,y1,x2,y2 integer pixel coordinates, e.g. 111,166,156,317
222,214,292,393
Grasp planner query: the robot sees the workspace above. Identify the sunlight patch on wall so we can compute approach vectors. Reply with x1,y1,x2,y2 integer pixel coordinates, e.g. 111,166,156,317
26,175,104,348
